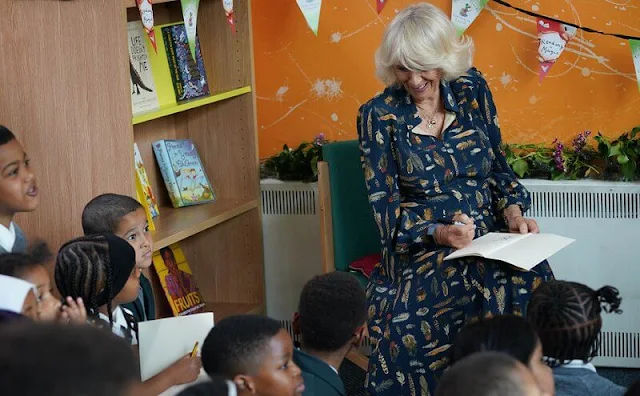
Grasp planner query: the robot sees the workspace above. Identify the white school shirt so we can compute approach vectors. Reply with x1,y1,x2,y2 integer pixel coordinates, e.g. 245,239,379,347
98,306,138,345
0,222,16,252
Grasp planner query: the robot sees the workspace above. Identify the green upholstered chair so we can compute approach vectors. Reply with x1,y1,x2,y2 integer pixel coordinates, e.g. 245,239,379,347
318,140,380,370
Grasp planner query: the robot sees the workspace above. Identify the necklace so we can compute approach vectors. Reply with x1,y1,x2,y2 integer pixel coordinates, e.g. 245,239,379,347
418,107,439,129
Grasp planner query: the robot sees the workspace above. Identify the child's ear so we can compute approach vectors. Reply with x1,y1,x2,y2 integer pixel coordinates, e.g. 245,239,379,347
291,312,300,336
234,375,257,394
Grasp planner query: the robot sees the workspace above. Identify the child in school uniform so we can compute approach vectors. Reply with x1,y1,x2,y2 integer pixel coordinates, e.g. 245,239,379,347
0,125,39,254
54,233,201,395
0,322,140,396
82,193,155,322
0,273,38,321
202,314,306,396
0,242,86,323
527,280,626,396
292,272,368,396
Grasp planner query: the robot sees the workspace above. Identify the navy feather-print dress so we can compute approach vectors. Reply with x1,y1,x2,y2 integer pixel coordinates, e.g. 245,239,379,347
357,68,554,395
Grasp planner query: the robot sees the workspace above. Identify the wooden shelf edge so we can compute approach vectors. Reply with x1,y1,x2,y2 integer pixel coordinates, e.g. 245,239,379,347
124,0,176,8
132,86,252,125
205,302,265,322
153,199,257,250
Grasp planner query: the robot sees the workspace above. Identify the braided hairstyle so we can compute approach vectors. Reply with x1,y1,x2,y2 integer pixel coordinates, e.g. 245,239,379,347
54,235,115,327
527,280,622,367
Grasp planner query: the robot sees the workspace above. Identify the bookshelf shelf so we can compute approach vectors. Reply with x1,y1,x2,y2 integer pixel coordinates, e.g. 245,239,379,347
205,302,265,322
124,0,177,8
152,198,258,250
132,86,252,125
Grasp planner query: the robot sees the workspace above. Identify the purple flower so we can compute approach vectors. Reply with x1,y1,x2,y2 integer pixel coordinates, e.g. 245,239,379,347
572,130,591,153
314,133,327,146
553,139,566,172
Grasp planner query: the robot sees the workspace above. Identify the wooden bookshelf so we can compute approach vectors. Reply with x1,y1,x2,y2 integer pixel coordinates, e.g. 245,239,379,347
2,0,265,321
152,199,257,250
132,86,252,125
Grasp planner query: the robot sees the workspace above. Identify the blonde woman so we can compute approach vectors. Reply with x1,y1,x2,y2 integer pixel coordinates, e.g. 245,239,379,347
357,3,554,394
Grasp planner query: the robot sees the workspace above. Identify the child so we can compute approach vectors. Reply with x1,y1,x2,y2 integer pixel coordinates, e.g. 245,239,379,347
292,272,367,396
82,193,155,322
0,125,39,254
527,280,625,396
451,315,555,395
54,234,201,394
0,242,86,323
0,273,38,321
0,322,139,396
436,351,544,396
202,314,305,396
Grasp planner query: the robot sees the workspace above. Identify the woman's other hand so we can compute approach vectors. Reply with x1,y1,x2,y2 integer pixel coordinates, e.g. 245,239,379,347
435,214,475,249
504,205,540,234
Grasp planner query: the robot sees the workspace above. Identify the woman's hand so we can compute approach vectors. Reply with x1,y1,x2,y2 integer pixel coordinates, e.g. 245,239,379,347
435,213,476,249
60,297,87,324
504,205,540,234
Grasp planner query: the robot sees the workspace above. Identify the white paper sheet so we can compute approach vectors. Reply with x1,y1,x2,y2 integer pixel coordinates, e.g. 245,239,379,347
138,312,214,382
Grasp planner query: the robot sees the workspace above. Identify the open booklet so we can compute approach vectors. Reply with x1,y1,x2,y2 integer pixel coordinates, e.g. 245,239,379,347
444,232,575,271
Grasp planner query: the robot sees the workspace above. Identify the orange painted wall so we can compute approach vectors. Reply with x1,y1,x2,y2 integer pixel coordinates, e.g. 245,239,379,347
252,0,640,159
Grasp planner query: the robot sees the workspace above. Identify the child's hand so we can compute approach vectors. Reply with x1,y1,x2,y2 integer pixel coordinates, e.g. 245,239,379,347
167,354,202,385
60,297,87,324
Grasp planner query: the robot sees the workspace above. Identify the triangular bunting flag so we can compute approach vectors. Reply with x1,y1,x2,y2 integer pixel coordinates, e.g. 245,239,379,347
537,18,577,81
296,0,322,36
222,0,236,34
451,0,488,36
377,0,387,14
136,0,157,53
180,0,200,60
630,39,640,93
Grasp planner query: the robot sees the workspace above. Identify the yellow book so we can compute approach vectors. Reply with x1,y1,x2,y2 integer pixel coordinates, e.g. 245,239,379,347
135,172,156,231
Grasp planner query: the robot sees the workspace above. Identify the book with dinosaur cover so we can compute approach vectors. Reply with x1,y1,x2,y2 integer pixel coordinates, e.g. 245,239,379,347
161,23,210,103
134,143,160,217
152,244,206,316
127,21,160,115
152,139,215,208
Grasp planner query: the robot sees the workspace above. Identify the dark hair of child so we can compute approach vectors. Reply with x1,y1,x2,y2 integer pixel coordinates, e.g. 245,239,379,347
0,322,138,396
0,125,15,146
450,314,538,366
435,352,525,396
527,280,622,367
0,241,52,278
201,314,283,378
176,377,236,396
54,234,136,327
297,271,367,352
81,193,143,235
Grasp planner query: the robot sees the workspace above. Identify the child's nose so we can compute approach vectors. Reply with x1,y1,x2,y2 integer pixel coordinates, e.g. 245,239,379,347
290,360,302,377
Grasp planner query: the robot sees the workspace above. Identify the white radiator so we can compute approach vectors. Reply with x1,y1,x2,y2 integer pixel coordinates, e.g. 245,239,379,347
261,178,640,367
522,179,640,368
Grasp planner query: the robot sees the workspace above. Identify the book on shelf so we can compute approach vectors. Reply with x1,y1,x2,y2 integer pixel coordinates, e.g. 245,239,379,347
135,172,156,232
152,139,215,208
152,243,206,316
134,143,160,217
161,23,210,103
127,21,160,116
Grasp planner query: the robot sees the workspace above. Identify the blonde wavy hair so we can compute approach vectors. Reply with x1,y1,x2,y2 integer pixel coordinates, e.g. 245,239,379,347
375,2,474,85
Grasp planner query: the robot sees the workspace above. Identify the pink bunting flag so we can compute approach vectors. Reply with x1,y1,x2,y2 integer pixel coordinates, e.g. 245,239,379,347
136,0,157,54
222,0,236,34
377,0,387,14
537,17,577,81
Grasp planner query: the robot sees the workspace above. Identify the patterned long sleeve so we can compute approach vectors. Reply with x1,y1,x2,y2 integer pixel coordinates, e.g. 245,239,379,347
357,102,435,258
476,71,531,214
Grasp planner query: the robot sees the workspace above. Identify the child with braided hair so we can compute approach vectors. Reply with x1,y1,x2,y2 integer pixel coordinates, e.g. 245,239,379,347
55,234,201,395
527,280,625,396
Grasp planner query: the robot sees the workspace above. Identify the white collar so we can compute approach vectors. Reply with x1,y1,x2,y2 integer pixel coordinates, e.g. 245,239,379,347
547,357,597,373
97,306,137,344
0,274,36,313
0,222,16,252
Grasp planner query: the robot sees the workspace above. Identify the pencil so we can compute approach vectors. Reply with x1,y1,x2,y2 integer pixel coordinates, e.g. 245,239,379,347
190,341,199,358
